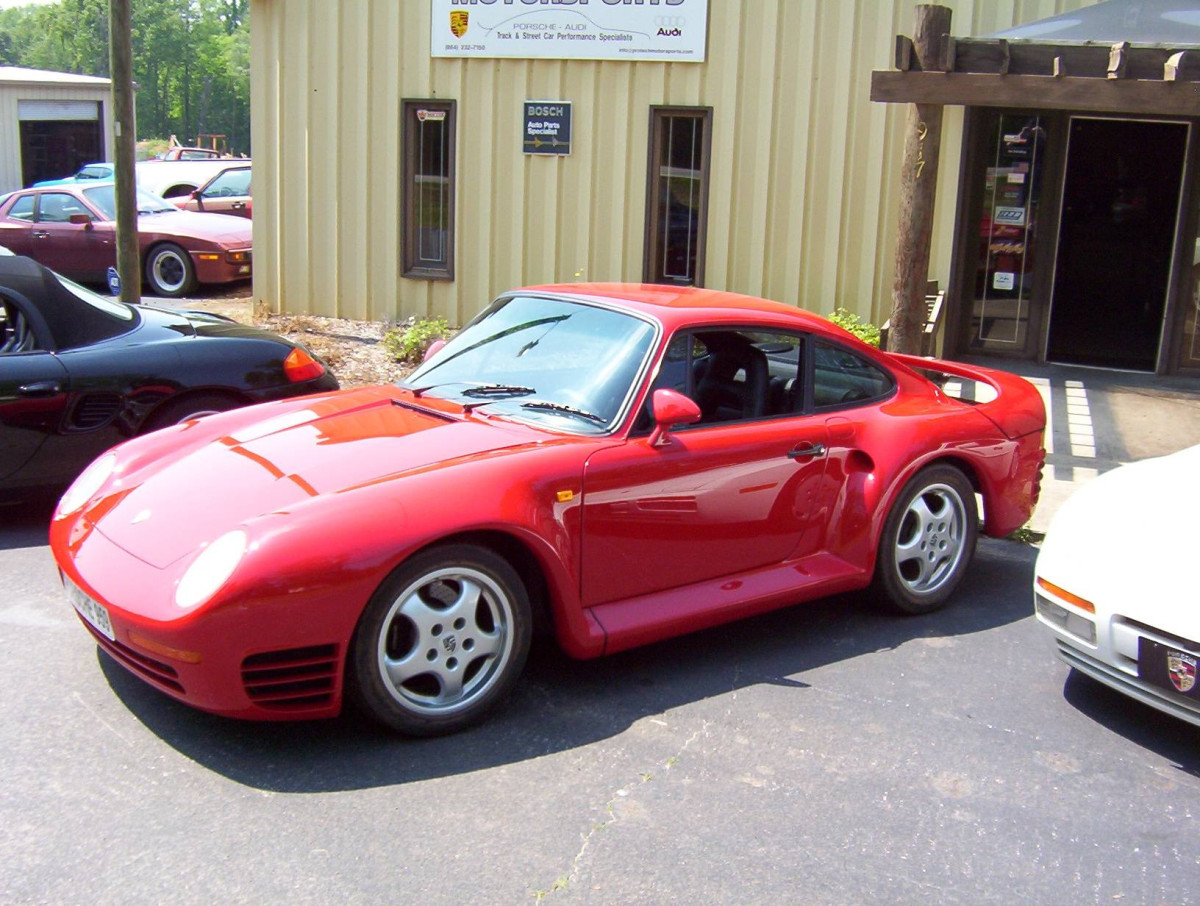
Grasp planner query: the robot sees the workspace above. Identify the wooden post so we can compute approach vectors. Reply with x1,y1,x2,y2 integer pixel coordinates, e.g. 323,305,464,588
887,4,951,355
109,0,140,304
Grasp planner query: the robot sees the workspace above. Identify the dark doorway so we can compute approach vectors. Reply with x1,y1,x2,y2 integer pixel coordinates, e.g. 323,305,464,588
1047,118,1188,370
19,119,104,187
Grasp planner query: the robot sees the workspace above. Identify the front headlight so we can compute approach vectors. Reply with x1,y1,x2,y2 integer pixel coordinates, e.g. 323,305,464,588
175,530,248,610
56,452,118,518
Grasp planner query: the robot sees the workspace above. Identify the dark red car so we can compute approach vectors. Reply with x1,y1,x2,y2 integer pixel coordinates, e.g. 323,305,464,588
0,183,251,297
52,285,1046,736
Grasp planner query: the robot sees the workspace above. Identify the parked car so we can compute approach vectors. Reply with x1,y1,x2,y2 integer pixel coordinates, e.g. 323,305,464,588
33,163,115,187
51,284,1046,735
1035,445,1200,726
135,158,245,199
157,146,225,161
173,165,251,218
0,182,252,297
0,253,337,502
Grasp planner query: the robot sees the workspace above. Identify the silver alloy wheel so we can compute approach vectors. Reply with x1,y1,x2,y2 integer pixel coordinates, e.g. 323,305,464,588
892,482,969,595
375,565,515,716
148,247,189,294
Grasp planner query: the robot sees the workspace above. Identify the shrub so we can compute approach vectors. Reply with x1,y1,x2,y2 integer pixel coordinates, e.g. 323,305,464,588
383,316,452,364
827,308,881,347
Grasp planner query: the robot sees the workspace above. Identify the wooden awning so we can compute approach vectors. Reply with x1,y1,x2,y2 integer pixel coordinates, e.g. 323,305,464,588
871,39,1200,116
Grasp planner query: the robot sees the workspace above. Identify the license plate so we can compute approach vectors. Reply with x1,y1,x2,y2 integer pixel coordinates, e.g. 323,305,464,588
66,580,115,641
1139,637,1200,699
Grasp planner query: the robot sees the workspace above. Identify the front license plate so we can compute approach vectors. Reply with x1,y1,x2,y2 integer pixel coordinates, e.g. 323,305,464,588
1139,637,1200,699
66,580,115,641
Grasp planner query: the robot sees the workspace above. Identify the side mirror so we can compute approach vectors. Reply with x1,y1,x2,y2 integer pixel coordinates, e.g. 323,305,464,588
423,338,448,362
647,388,701,447
68,213,92,227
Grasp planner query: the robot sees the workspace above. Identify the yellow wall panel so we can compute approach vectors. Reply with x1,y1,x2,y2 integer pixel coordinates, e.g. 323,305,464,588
252,0,1097,328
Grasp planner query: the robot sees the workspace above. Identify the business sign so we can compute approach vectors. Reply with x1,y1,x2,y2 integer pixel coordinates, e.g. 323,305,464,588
994,206,1026,227
524,101,571,155
431,0,708,62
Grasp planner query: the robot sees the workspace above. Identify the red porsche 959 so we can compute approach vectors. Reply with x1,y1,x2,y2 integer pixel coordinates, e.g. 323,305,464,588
51,285,1046,735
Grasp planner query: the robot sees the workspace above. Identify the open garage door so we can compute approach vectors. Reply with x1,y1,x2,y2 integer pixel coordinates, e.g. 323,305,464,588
18,100,103,188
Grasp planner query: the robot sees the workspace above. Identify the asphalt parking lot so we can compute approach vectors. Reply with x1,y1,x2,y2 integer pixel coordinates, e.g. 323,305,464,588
6,358,1200,904
4,492,1200,904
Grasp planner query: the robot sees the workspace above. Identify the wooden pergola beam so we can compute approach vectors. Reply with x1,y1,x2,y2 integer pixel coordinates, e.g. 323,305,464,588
871,70,1200,117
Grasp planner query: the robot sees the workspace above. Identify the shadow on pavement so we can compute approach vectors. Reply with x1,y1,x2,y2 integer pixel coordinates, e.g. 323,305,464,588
1062,669,1200,778
0,497,55,551
97,537,1042,793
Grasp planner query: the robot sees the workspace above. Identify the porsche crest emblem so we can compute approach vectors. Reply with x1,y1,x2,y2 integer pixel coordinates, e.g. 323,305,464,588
450,11,469,38
1168,650,1197,693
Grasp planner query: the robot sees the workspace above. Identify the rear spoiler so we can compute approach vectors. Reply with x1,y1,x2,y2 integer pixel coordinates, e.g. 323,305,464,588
889,353,1046,440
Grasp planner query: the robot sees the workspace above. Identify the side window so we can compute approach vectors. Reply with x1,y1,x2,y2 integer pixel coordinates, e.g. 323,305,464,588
643,328,804,429
36,193,88,224
812,339,895,409
7,195,35,222
204,169,250,197
402,99,456,280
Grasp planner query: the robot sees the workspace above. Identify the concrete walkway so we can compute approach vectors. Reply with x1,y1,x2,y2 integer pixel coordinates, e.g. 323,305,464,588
969,359,1200,533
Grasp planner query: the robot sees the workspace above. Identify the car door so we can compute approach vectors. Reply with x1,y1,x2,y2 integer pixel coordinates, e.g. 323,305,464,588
31,192,114,280
580,328,832,607
0,296,68,486
187,167,251,217
0,193,37,257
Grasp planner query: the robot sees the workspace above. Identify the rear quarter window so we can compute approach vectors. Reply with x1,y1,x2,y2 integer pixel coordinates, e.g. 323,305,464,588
813,339,894,408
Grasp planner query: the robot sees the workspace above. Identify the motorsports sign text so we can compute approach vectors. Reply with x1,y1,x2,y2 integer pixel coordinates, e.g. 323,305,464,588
431,0,708,62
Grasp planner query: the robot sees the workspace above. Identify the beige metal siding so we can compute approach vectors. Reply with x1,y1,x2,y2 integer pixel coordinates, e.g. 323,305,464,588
251,0,1093,327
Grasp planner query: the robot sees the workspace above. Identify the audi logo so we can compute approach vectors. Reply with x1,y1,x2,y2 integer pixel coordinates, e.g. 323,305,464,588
654,16,687,28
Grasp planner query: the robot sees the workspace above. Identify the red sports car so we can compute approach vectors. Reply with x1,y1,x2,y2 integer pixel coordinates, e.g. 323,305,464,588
51,285,1046,735
0,183,251,297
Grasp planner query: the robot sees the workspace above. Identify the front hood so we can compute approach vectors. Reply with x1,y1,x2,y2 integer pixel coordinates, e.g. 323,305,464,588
1037,445,1200,634
91,388,545,568
140,209,252,244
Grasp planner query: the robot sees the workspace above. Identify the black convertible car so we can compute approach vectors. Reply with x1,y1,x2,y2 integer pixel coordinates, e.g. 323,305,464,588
0,254,338,501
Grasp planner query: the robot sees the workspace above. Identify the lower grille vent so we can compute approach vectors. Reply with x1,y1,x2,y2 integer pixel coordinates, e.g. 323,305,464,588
241,644,338,710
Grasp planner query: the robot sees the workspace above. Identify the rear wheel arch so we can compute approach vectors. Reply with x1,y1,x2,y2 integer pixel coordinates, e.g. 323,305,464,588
140,389,246,433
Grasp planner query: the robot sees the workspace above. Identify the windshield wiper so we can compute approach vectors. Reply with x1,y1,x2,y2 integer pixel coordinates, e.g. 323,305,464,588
520,400,606,425
408,380,536,399
461,384,536,398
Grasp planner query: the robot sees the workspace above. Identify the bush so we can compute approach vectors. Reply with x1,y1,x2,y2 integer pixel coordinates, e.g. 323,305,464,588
382,316,452,364
827,308,881,347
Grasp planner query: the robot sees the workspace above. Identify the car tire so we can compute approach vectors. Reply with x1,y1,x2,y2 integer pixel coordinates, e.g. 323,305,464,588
143,393,237,432
145,243,198,298
871,464,978,615
348,544,532,736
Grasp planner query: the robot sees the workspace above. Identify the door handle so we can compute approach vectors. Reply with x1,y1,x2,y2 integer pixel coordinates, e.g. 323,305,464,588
32,230,49,239
787,442,826,460
231,201,245,209
18,381,61,397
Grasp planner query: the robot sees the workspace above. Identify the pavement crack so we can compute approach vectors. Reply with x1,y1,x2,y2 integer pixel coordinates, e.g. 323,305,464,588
529,718,711,901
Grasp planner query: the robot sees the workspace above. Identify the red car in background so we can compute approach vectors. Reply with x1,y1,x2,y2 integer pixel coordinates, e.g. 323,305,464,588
0,183,251,297
51,285,1046,736
173,165,251,218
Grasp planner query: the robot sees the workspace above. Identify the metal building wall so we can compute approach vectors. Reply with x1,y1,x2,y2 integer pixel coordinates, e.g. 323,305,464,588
0,80,114,194
250,0,1092,327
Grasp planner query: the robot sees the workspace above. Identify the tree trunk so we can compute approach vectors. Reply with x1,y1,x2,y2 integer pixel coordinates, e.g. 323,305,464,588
888,4,952,355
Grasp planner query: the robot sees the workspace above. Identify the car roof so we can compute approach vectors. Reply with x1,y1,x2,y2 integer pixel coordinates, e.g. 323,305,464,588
519,282,838,333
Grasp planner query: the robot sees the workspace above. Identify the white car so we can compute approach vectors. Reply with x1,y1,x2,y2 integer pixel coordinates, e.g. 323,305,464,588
1034,445,1200,725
